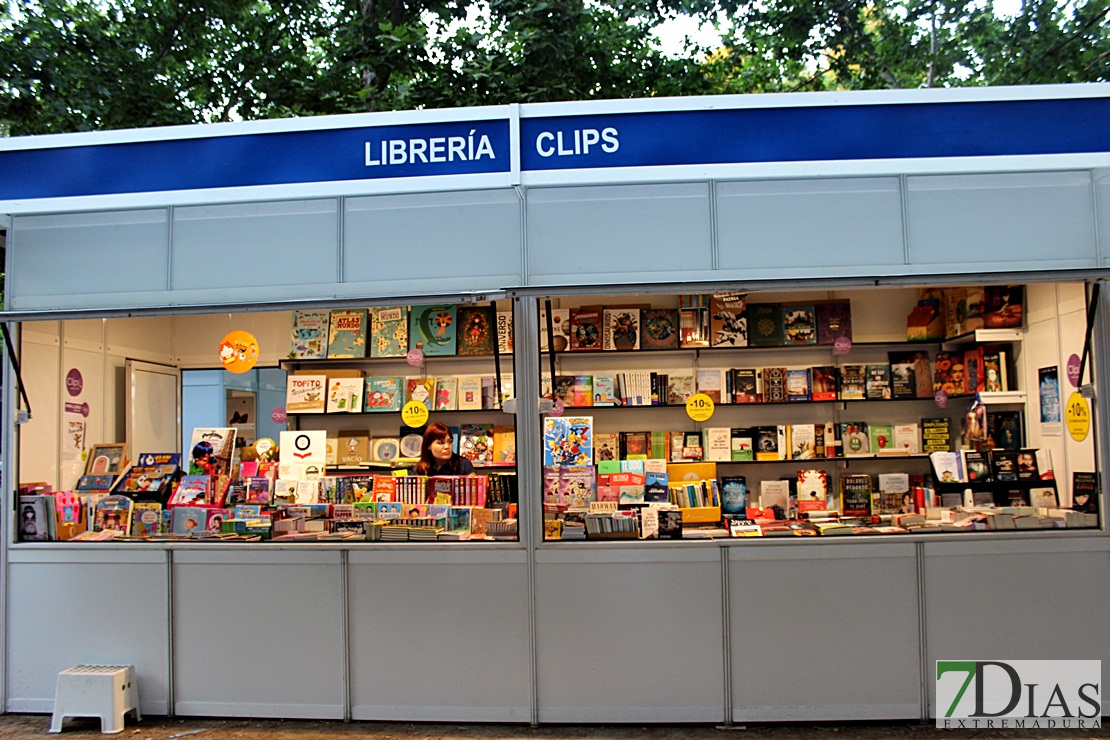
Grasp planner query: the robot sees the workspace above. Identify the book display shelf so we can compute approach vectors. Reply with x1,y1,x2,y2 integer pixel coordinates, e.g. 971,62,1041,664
538,284,1099,541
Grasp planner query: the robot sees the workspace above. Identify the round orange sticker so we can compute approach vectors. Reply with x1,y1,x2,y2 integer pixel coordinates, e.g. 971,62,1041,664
219,331,260,373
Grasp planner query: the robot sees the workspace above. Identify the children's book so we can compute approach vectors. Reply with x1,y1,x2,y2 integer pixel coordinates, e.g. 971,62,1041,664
569,309,602,351
592,374,618,406
370,306,409,358
287,374,327,413
492,425,516,464
131,502,162,537
18,495,52,541
364,376,403,412
434,377,458,410
94,494,133,534
457,305,496,356
187,427,237,476
602,308,640,350
543,416,593,468
327,308,369,359
170,475,213,507
170,506,209,535
667,375,696,405
289,309,330,359
457,376,483,410
496,310,513,354
405,376,437,410
459,423,494,466
640,308,680,350
539,308,571,352
409,304,458,356
326,376,364,413
114,462,179,501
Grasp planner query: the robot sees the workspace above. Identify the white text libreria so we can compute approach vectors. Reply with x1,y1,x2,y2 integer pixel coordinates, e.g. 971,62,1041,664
940,718,1101,729
364,131,495,166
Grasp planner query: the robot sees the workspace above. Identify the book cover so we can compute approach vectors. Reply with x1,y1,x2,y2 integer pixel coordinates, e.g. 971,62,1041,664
543,416,593,469
709,292,748,347
595,433,619,463
815,301,852,345
754,426,780,461
982,348,1006,392
1017,449,1040,480
785,368,811,402
405,376,437,410
1072,471,1099,514
327,308,369,359
667,375,696,405
289,309,330,359
720,476,748,515
130,502,162,537
640,308,680,350
364,376,403,412
457,376,483,410
492,425,516,464
762,366,787,403
644,471,669,503
797,469,830,513
409,304,458,356
892,423,920,455
878,473,912,514
748,303,784,346
921,417,951,453
94,494,134,534
782,305,816,345
593,374,618,406
932,352,964,396
370,306,409,358
286,374,327,413
619,430,650,459
539,308,570,352
560,468,598,507
963,450,991,482
870,423,895,455
840,422,871,456
457,305,496,356
571,375,594,407
18,495,51,541
326,376,364,413
170,505,208,535
695,368,725,403
888,351,919,400
336,430,370,466
963,347,985,395
839,364,867,400
987,410,1024,449
496,309,513,354
981,285,1024,328
371,438,400,462
930,450,965,483
810,366,838,402
553,375,575,406
702,427,732,462
839,474,873,517
730,428,754,461
569,309,603,351
459,423,494,466
990,449,1020,482
789,424,816,460
759,479,791,515
678,307,709,348
187,427,237,477
865,364,892,400
602,308,640,350
434,377,458,411
732,368,760,403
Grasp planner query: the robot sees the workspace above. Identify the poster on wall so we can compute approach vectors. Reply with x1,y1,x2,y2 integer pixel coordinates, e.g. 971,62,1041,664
1039,366,1062,436
62,368,90,487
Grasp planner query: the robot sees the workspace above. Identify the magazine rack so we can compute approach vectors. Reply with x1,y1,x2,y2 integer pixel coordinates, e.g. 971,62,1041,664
49,664,140,734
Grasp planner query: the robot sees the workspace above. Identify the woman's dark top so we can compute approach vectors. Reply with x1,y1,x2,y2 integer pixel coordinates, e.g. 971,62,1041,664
421,454,476,476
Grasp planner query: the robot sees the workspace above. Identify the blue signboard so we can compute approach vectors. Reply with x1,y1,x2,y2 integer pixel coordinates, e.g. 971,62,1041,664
520,97,1110,170
0,118,511,200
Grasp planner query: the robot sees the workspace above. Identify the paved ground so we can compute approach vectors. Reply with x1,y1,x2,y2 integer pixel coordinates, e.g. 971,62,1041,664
0,714,1104,739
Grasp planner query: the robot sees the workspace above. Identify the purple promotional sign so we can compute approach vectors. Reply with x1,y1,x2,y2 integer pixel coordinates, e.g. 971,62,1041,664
65,368,83,397
407,348,425,367
64,402,90,417
550,399,565,417
1067,353,1082,387
934,390,949,409
834,337,852,355
271,407,287,424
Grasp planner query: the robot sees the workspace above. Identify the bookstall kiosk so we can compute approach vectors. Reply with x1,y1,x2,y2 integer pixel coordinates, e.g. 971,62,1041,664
0,84,1108,725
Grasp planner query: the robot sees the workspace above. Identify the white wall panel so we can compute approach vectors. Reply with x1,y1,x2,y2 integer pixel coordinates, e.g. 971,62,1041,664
906,172,1096,271
534,546,725,723
9,209,169,310
728,542,921,721
172,549,345,719
348,549,531,722
1096,172,1110,267
525,183,712,285
344,189,521,293
923,538,1110,718
716,178,905,272
18,332,61,488
5,549,169,715
172,200,339,291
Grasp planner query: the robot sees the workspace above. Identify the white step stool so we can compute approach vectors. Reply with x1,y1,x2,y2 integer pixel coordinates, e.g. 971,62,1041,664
49,664,140,734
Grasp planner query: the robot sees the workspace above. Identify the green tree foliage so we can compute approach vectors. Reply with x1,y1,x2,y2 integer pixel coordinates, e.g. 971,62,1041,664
1,0,1107,136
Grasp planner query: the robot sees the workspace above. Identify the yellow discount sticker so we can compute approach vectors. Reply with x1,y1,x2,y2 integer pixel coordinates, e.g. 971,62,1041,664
1065,391,1090,442
401,400,430,429
686,392,715,422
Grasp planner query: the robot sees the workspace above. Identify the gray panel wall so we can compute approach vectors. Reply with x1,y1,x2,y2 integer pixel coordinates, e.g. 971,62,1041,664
1096,170,1110,267
10,209,169,309
715,177,905,274
172,199,339,291
905,171,1097,271
344,189,522,294
524,183,713,286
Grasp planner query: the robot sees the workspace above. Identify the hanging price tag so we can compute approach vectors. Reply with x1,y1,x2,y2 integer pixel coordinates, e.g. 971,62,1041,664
1065,391,1090,442
685,392,715,422
401,400,430,429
